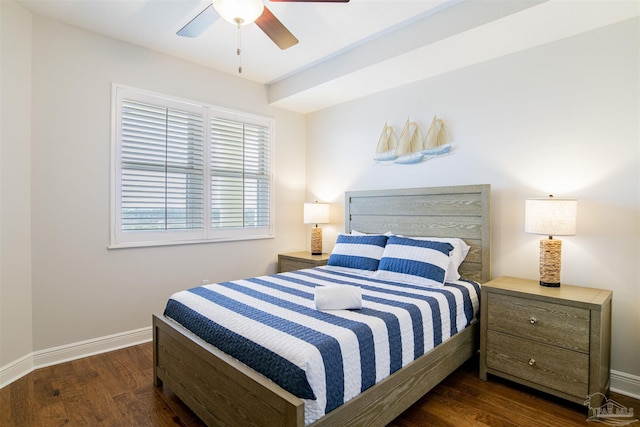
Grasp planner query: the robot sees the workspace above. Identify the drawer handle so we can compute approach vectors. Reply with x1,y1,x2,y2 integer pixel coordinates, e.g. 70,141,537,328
529,317,537,324
528,358,536,367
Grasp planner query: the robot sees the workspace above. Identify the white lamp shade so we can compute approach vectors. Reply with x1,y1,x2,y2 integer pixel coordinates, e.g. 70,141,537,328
212,0,264,25
525,197,577,236
304,203,330,225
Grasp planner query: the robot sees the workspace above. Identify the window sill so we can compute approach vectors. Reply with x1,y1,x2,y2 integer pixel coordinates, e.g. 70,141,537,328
108,234,274,250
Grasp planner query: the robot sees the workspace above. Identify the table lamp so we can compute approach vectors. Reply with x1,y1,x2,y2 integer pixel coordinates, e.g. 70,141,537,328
525,195,577,287
303,202,330,255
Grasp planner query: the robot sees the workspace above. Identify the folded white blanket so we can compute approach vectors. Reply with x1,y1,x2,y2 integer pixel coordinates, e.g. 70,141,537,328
314,285,362,310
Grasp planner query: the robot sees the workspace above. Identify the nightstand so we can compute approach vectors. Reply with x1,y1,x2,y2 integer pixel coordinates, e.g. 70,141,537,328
479,276,612,405
277,251,330,273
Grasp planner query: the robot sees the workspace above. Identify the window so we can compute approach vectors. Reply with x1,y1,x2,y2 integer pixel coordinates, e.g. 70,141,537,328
111,85,274,248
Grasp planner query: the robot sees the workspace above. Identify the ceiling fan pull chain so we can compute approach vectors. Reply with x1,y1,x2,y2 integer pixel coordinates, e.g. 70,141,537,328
236,20,243,74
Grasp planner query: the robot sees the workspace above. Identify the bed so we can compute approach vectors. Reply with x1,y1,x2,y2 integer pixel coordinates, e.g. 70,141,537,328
153,184,491,427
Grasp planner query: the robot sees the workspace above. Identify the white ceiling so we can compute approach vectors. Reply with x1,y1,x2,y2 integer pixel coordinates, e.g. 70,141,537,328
16,0,640,113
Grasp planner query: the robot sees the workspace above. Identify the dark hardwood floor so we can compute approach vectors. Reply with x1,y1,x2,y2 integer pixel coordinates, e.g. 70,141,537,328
1,342,638,426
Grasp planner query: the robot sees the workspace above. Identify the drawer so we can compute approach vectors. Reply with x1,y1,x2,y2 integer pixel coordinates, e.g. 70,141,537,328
279,259,311,273
486,330,589,398
487,293,590,352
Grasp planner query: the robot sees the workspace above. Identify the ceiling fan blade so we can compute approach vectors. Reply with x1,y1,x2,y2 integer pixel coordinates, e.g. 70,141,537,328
255,6,299,50
269,0,349,2
177,4,219,38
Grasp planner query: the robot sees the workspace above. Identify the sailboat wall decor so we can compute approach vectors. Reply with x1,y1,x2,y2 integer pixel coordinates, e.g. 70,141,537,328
374,115,453,165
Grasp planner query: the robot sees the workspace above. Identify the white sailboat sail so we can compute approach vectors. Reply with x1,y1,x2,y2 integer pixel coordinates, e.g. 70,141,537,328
395,118,426,164
374,122,398,161
422,114,452,157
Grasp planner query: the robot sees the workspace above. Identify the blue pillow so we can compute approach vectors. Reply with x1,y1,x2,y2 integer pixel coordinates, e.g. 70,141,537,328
375,235,453,287
327,234,388,272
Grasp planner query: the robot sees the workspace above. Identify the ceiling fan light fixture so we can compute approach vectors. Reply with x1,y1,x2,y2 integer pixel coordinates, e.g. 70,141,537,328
212,0,264,26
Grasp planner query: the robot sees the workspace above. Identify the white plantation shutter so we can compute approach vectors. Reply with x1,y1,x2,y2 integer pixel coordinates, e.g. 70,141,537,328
210,118,271,229
121,100,204,231
111,85,274,248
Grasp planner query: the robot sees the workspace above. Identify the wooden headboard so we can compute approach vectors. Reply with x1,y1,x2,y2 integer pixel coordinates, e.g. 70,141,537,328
345,184,491,283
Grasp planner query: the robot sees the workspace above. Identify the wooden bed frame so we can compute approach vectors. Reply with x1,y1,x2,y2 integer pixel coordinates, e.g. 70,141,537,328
153,184,491,426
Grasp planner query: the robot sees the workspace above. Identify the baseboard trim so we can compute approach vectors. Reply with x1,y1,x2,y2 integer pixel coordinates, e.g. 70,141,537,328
611,369,640,400
0,326,152,389
0,352,35,390
3,328,640,401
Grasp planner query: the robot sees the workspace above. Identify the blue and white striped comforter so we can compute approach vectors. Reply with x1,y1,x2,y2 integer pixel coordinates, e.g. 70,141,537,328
164,266,480,425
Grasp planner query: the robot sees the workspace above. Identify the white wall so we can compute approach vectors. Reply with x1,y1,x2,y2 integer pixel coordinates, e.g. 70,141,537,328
307,18,640,386
0,0,33,368
0,1,307,375
28,14,308,351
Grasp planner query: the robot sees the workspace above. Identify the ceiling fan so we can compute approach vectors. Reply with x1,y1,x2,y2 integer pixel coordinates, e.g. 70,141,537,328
178,0,350,51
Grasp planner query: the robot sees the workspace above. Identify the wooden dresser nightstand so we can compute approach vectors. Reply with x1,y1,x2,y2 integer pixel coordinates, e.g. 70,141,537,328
480,276,612,405
277,251,330,273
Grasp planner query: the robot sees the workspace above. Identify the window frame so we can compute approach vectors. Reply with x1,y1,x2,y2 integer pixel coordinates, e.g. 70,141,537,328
109,84,275,249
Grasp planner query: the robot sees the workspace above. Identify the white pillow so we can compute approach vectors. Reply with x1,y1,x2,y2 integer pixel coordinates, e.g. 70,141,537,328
350,230,393,236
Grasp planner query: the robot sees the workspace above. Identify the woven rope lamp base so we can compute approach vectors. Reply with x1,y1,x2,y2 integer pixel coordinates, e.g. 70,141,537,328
310,227,323,255
539,238,562,287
